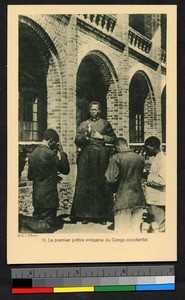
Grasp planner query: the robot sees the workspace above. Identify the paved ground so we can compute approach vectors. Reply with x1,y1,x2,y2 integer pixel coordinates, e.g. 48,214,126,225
54,218,114,234
54,209,147,234
19,214,114,234
19,209,148,234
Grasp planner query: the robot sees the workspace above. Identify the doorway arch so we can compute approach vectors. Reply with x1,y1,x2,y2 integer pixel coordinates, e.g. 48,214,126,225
76,51,118,129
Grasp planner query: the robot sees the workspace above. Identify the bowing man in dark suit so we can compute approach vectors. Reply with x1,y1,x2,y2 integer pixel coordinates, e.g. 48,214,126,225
24,129,70,233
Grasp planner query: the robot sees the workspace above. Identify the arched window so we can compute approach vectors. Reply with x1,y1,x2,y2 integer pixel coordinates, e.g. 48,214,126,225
19,21,49,142
19,73,47,141
129,71,154,143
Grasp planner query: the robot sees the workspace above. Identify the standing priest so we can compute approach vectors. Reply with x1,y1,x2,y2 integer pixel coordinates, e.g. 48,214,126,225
71,101,116,225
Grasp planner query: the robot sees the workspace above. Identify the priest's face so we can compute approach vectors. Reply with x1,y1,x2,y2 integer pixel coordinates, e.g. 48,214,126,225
89,104,100,119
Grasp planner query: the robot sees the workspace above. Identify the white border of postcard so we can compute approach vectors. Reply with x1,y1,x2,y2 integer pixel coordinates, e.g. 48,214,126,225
8,5,177,264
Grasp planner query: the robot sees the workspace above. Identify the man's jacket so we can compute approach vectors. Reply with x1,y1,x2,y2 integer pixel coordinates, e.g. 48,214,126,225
105,149,146,211
28,144,70,208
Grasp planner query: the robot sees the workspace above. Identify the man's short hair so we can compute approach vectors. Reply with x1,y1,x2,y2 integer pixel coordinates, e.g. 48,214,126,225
89,101,101,110
144,136,161,149
43,129,59,142
115,137,128,147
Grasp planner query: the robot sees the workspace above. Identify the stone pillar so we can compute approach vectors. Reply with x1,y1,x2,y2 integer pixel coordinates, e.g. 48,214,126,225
64,15,78,189
115,14,129,140
47,56,62,133
144,14,162,140
66,15,77,165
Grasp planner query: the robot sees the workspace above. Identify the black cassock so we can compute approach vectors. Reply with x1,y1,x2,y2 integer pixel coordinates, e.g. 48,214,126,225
71,118,116,222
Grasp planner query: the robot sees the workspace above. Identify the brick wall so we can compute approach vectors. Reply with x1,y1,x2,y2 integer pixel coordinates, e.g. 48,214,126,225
76,28,122,137
19,14,166,213
21,13,165,154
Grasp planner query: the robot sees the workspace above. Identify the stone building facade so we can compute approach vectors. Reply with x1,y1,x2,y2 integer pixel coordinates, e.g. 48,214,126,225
18,14,166,214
